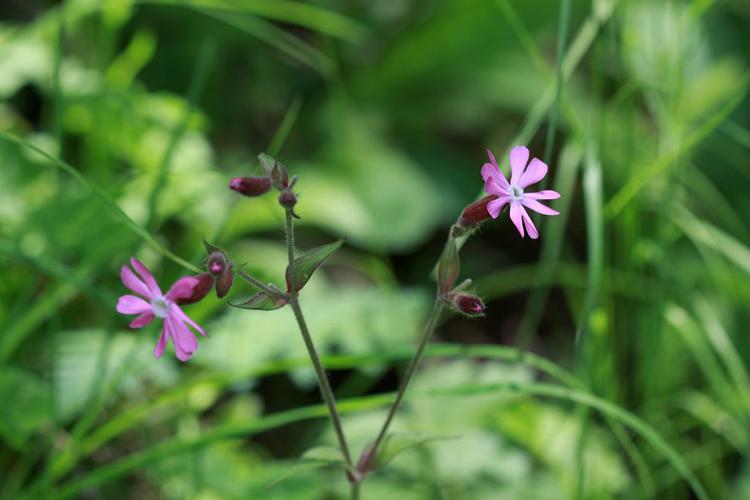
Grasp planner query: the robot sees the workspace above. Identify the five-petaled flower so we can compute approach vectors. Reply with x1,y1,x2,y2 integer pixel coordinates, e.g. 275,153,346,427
481,146,561,239
116,258,206,362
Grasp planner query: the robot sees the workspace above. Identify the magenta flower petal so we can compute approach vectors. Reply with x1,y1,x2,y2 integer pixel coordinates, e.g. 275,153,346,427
525,190,560,200
487,196,511,219
509,203,525,237
170,316,198,355
518,158,548,189
521,207,539,239
481,150,510,191
486,148,498,167
172,306,206,337
116,295,151,315
521,198,559,216
484,178,507,197
167,316,195,362
509,146,529,185
154,328,169,358
120,265,151,299
166,276,200,302
129,312,155,328
130,258,163,297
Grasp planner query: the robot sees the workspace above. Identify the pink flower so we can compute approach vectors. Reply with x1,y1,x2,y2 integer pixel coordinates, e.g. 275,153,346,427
481,146,561,239
116,258,206,362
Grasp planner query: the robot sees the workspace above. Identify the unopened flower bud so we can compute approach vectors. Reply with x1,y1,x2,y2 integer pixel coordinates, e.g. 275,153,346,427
437,239,460,295
271,162,289,190
207,251,228,277
459,195,497,227
215,262,234,298
176,273,214,305
453,293,485,316
259,153,289,189
278,190,297,209
229,176,272,197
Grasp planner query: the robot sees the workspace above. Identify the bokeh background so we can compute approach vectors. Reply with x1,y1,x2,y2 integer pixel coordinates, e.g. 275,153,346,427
1,0,750,498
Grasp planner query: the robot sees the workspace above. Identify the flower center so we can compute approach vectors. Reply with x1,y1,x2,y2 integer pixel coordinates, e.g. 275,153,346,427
508,184,524,200
151,296,172,318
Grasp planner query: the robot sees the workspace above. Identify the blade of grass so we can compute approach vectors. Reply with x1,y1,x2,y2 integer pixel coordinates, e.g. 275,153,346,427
0,133,201,274
46,343,580,481
514,143,581,349
477,262,671,302
268,95,302,157
145,39,215,229
52,380,709,500
576,145,604,346
0,258,98,364
50,393,394,500
435,382,710,500
572,143,605,498
673,205,750,277
695,299,750,413
490,0,617,171
194,6,333,75
140,0,366,42
605,79,749,218
542,0,571,171
665,305,741,414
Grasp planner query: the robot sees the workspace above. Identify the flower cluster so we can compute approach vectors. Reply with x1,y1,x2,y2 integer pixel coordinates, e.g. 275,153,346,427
115,145,559,363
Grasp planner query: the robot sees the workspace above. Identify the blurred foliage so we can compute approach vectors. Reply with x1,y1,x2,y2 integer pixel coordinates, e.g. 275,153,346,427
1,0,750,498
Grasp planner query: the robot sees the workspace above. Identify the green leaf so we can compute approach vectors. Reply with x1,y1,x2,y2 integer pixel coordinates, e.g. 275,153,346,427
378,432,460,468
267,446,346,490
202,236,226,256
285,240,343,292
0,367,53,450
231,289,288,311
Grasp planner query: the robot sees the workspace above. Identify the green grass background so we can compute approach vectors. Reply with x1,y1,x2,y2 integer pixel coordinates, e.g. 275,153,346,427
1,0,749,498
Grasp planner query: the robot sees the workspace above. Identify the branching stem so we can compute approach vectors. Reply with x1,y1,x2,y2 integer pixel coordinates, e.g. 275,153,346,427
283,208,355,480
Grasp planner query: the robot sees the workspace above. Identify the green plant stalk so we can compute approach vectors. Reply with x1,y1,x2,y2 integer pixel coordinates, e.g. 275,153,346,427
283,209,355,481
542,0,571,169
365,300,444,469
288,297,353,468
236,269,277,295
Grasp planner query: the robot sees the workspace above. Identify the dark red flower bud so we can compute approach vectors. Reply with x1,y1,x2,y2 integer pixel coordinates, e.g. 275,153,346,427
278,190,297,210
176,273,214,305
215,262,234,298
207,251,228,277
229,176,272,197
453,293,485,316
459,195,497,227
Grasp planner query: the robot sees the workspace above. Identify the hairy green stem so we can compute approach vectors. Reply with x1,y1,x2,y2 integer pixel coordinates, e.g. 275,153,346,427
289,298,354,467
283,209,354,476
366,300,444,465
285,207,295,265
236,269,276,295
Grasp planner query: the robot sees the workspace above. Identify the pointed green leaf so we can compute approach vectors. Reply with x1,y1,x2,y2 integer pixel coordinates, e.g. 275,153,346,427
202,236,226,256
230,289,288,311
378,432,459,468
286,240,343,292
267,446,346,490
